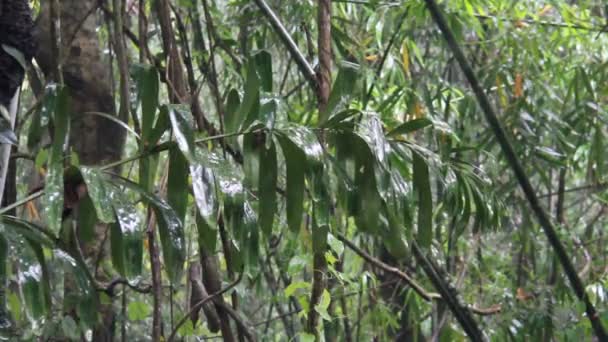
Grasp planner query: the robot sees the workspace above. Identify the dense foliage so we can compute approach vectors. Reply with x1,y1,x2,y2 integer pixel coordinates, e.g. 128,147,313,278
1,0,607,340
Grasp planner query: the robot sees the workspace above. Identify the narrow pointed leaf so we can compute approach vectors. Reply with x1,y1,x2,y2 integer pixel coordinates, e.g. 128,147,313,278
168,147,189,223
388,118,433,136
254,50,273,92
132,64,159,144
0,234,9,329
276,134,306,233
80,167,115,223
413,152,432,248
191,165,217,251
110,178,185,283
258,141,277,236
43,85,69,233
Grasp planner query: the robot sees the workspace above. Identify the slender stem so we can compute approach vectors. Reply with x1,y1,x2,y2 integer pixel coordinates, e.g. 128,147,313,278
252,0,317,88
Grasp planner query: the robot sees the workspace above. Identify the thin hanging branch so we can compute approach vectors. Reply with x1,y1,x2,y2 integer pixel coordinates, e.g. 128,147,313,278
423,0,608,339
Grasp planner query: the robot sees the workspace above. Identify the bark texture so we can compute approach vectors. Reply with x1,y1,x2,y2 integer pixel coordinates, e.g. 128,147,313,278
35,1,126,340
35,0,125,165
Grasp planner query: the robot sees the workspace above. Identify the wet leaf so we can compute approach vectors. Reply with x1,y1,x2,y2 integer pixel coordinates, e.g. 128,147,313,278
109,190,143,279
80,167,115,224
254,50,273,92
168,147,189,223
321,61,360,124
132,64,159,144
110,177,185,283
276,134,306,233
413,152,432,248
43,85,69,233
258,141,277,237
388,118,432,136
0,234,10,329
237,60,260,131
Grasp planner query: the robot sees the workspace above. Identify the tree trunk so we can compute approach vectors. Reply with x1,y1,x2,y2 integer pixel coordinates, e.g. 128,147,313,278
35,1,126,340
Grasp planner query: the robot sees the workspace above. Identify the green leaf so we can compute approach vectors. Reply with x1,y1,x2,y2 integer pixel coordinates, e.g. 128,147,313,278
236,60,260,131
167,105,197,162
276,134,306,233
243,133,261,189
413,152,432,248
77,195,97,243
168,147,189,223
299,333,316,342
388,118,433,136
320,61,360,125
109,189,143,279
258,141,277,237
284,281,311,298
61,316,80,340
0,217,55,248
254,50,273,92
111,178,185,283
43,85,70,233
7,293,19,324
0,234,9,329
243,201,259,272
127,301,151,321
110,221,126,276
315,289,332,321
1,44,27,70
132,64,159,144
192,165,218,252
80,167,115,224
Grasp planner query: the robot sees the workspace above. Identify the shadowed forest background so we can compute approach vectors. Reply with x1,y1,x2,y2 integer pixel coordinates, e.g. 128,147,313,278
0,0,607,341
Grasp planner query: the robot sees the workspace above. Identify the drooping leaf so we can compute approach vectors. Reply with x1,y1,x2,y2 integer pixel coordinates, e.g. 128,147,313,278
109,189,143,279
43,85,69,233
167,105,197,162
243,201,259,272
0,234,10,329
80,167,115,224
276,134,306,233
19,253,46,320
132,64,160,144
388,118,433,136
254,50,273,92
0,217,55,247
76,195,97,243
237,60,260,131
258,140,277,237
167,147,189,223
320,61,360,124
192,165,218,252
413,152,432,248
127,301,151,321
110,177,185,283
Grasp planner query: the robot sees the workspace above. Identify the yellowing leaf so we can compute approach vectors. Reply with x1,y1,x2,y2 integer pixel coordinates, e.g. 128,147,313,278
538,5,552,17
514,73,524,98
516,287,533,301
413,101,425,119
365,54,378,62
401,42,410,78
514,20,528,28
26,201,40,221
496,76,507,108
